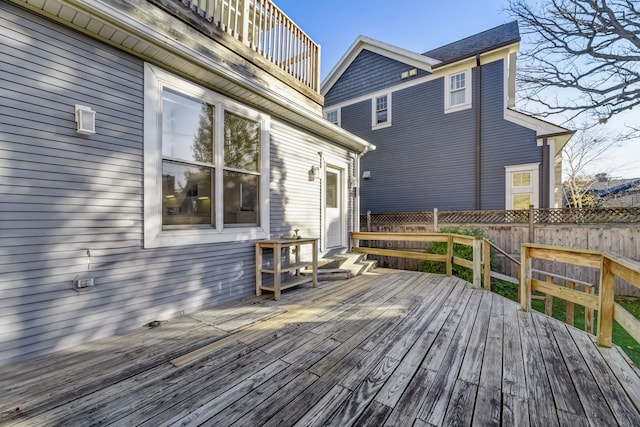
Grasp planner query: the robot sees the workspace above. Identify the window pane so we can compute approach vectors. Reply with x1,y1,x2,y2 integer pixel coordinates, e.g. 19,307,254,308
513,194,531,210
162,89,214,164
162,161,213,226
376,96,387,111
513,172,531,187
450,89,465,106
376,110,388,124
224,111,260,172
224,171,259,225
326,171,338,208
451,73,465,90
326,110,338,124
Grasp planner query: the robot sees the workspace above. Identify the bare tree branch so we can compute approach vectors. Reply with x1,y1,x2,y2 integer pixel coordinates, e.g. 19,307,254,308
508,0,640,126
562,126,623,207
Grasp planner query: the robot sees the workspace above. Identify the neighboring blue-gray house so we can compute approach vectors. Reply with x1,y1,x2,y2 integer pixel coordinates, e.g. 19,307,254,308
322,22,573,213
0,0,374,366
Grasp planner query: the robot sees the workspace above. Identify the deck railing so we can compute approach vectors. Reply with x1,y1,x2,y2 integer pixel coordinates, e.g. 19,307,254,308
350,232,640,350
521,244,640,348
350,232,483,288
182,0,320,91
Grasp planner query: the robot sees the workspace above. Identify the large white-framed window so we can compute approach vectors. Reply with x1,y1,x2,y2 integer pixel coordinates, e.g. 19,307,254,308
144,64,270,248
371,93,391,129
444,69,472,113
325,109,340,126
505,163,540,210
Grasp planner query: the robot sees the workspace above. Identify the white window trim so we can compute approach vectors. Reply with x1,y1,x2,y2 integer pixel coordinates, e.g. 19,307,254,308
505,163,540,209
143,63,270,248
444,69,472,114
324,108,341,126
371,92,391,130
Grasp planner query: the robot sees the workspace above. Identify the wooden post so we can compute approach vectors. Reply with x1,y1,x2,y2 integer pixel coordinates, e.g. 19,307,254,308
472,239,482,289
597,257,615,347
528,204,535,243
367,210,371,232
446,234,453,277
566,281,575,326
520,245,531,311
433,208,439,232
585,285,594,335
545,275,553,316
483,239,491,290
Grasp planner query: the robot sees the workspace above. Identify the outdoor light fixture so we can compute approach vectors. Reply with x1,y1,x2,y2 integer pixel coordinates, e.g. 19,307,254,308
308,165,320,181
362,171,371,179
75,104,96,135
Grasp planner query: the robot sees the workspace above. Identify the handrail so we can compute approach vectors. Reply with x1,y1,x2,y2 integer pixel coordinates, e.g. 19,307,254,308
521,243,640,348
182,0,320,91
351,231,482,288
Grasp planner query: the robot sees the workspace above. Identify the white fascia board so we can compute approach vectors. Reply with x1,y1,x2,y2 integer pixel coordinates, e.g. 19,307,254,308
321,35,440,96
505,109,574,154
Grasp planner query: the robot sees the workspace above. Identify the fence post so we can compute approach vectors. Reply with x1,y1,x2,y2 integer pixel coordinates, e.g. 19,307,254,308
520,245,531,311
446,234,453,276
528,204,535,243
433,208,438,232
597,256,615,347
483,240,491,290
367,210,371,232
473,239,482,289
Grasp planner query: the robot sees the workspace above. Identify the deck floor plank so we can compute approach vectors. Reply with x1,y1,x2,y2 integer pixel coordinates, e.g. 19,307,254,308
518,309,561,427
1,269,638,426
472,293,504,426
564,324,640,426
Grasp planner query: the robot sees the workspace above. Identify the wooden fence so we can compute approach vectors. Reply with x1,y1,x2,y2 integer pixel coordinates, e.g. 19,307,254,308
360,209,640,296
350,232,640,350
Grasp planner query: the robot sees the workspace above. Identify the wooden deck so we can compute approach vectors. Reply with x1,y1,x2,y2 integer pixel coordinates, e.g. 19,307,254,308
1,269,639,426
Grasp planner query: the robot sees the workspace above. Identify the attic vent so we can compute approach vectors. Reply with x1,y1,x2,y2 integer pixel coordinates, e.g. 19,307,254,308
401,69,418,79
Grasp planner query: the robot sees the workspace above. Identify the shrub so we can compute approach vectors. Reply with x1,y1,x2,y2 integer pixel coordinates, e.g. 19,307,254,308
420,227,486,283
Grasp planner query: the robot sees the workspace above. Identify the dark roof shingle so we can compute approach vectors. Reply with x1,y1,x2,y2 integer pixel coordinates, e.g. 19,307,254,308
422,21,520,65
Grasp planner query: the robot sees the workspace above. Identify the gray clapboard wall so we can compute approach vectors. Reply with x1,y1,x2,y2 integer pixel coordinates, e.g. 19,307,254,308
327,51,540,213
324,49,431,106
0,2,353,366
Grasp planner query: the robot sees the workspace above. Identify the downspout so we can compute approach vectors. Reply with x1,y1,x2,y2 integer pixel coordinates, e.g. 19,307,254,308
475,53,482,210
353,146,368,240
541,137,549,208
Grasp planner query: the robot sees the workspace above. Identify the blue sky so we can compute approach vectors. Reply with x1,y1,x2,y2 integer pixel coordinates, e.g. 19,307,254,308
276,0,640,179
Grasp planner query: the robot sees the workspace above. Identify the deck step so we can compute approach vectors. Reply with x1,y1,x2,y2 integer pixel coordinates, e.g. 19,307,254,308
302,252,377,280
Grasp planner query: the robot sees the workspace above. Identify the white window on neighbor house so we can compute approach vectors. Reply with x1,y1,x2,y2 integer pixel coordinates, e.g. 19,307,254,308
505,163,540,210
325,109,339,126
372,93,391,129
445,69,472,113
144,63,270,248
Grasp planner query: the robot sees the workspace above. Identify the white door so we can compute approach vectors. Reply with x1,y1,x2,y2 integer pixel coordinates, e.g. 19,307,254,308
325,165,343,249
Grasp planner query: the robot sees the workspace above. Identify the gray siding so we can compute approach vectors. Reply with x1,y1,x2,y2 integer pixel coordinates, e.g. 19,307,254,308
325,50,430,106
345,59,539,213
0,2,354,366
479,60,540,209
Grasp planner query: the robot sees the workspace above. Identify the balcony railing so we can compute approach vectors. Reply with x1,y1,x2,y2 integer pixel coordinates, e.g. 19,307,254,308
183,0,320,92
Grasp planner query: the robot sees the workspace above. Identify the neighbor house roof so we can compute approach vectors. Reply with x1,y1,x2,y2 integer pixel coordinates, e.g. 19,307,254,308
422,21,520,66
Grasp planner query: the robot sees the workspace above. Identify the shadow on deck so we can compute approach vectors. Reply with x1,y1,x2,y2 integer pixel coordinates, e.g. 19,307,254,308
1,269,639,426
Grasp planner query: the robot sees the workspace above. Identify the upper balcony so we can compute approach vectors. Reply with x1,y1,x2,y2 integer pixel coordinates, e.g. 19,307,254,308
171,0,320,93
